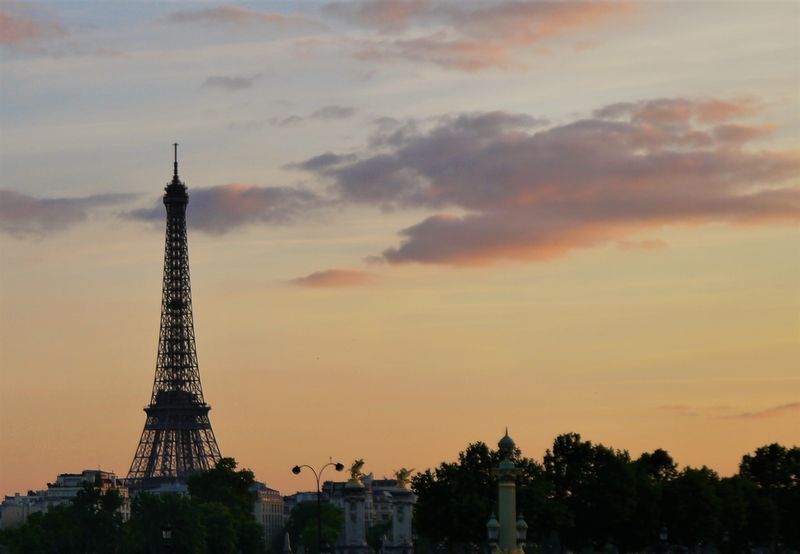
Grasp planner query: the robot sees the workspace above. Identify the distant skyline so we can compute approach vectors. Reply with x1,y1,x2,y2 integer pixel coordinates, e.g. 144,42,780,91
1,1,798,498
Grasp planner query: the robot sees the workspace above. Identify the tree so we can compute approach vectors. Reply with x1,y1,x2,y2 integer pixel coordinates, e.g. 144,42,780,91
188,457,266,553
662,467,722,546
740,444,800,491
0,482,124,554
544,433,641,550
412,441,551,551
124,492,207,554
739,444,800,549
285,502,343,554
637,449,678,482
412,441,496,548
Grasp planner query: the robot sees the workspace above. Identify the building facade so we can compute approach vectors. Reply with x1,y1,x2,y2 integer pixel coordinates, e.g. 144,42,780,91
252,481,285,549
0,469,129,530
281,474,416,554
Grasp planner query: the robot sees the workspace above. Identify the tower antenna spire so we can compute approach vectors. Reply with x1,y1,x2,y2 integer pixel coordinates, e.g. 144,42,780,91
173,142,179,179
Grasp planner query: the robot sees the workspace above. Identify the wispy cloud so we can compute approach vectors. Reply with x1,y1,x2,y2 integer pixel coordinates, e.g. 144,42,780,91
311,105,357,119
203,74,261,91
0,3,127,58
290,268,375,288
0,190,134,237
127,184,324,234
293,97,800,266
617,239,667,252
656,404,698,417
325,0,430,33
165,5,295,26
725,402,800,420
328,1,633,71
229,105,357,129
0,4,65,47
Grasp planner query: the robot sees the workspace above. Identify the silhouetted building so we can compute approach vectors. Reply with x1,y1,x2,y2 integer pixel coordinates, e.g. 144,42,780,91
0,470,129,530
297,473,416,554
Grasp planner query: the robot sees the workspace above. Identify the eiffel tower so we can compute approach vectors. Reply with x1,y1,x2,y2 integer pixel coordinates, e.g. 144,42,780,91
127,144,221,488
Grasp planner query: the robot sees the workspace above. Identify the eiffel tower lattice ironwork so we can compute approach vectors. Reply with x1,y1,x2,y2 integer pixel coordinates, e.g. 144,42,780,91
127,144,221,487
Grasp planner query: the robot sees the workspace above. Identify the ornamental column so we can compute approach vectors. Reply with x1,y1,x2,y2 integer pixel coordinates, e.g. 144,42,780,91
488,430,528,554
339,478,369,554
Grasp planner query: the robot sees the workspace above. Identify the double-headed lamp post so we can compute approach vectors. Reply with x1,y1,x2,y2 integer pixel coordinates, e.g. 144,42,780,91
292,458,345,554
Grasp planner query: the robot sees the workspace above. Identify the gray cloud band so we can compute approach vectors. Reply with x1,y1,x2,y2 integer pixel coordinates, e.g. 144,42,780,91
5,98,798,267
0,191,135,237
294,98,799,265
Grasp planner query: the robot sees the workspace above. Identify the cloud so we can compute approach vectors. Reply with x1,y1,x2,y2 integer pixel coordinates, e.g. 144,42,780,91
230,105,357,130
725,402,800,420
0,5,65,46
203,75,260,91
165,5,293,25
311,105,357,119
594,98,759,125
127,184,324,234
288,152,358,171
270,115,305,127
290,268,375,288
617,239,667,252
325,0,431,33
294,97,800,265
330,1,632,71
354,33,513,72
656,404,698,417
0,190,133,237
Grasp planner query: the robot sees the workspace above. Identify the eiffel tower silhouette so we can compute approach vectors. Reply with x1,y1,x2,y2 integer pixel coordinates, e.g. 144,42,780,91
127,144,221,488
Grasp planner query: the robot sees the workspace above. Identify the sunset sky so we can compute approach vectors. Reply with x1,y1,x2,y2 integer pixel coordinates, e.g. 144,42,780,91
1,0,798,498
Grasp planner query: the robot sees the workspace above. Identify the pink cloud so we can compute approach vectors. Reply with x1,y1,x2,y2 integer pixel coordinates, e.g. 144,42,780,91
334,1,633,71
290,269,375,288
166,5,295,25
355,33,512,72
713,123,774,145
325,0,430,33
595,98,760,126
295,97,800,266
696,98,759,123
451,1,632,44
617,239,667,252
0,6,65,45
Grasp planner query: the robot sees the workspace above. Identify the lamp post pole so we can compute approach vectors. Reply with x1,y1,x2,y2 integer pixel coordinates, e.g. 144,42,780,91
292,459,345,554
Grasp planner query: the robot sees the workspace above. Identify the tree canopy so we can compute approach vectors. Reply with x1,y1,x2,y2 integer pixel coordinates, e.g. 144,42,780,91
412,435,799,553
0,457,265,554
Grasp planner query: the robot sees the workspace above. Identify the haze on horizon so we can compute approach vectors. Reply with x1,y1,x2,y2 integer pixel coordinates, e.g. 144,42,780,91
0,0,798,498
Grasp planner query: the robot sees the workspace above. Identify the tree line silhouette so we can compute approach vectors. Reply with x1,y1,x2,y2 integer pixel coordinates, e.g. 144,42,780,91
412,433,799,553
1,436,796,553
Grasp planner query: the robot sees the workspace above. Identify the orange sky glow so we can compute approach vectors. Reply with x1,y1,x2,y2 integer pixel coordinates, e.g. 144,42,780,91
1,1,798,498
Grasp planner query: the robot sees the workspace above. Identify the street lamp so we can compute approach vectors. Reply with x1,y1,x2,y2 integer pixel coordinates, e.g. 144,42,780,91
292,458,345,554
487,513,500,553
515,514,528,548
658,526,668,554
162,523,172,550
